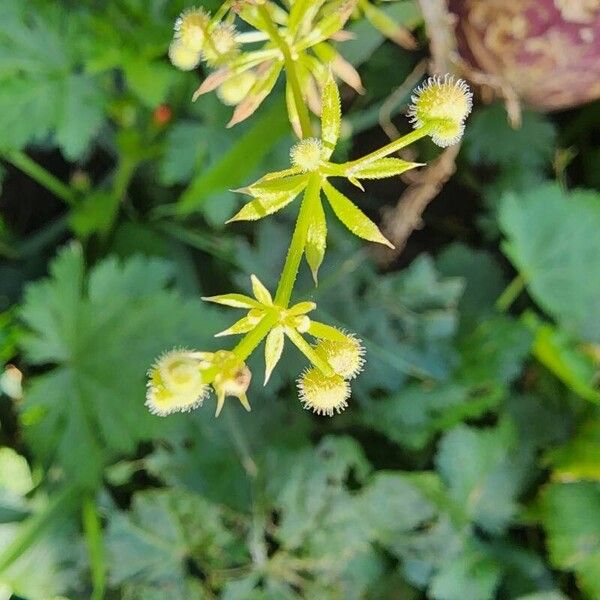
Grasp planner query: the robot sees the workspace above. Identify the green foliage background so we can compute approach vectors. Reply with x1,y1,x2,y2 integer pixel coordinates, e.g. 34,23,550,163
0,1,599,599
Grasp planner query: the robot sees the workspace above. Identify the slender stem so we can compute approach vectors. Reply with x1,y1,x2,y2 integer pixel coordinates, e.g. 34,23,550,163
274,174,320,307
233,311,279,361
342,124,433,170
2,150,76,206
496,275,525,312
82,495,106,600
257,3,312,138
285,327,334,376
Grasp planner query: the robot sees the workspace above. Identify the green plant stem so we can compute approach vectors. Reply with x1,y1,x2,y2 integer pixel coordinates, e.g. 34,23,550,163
256,3,312,138
284,327,334,376
2,150,76,206
274,174,321,308
0,483,80,574
82,495,106,600
233,311,279,361
496,275,525,312
342,124,433,170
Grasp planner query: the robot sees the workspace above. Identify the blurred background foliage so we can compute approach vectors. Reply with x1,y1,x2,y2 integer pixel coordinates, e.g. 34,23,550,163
0,0,599,599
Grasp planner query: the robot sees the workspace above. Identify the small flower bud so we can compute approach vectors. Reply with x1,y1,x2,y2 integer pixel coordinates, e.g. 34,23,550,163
169,39,202,71
297,368,350,417
146,350,208,416
211,350,252,416
315,331,365,380
290,138,323,172
407,75,473,147
217,71,257,106
174,7,210,52
202,23,239,66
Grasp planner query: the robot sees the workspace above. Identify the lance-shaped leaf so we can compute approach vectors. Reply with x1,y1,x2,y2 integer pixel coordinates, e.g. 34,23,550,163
288,301,317,316
298,60,323,115
252,166,303,184
305,196,327,284
296,1,356,51
360,0,417,49
264,326,285,385
201,293,261,308
228,174,309,222
215,315,257,337
192,50,280,101
237,0,288,31
322,180,394,248
250,274,273,305
321,74,341,159
288,0,328,35
313,42,364,94
308,320,348,342
236,174,309,203
285,80,303,139
349,157,422,180
227,61,283,128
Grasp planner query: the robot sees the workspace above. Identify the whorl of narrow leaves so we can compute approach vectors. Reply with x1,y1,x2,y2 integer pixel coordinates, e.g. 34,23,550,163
153,1,473,419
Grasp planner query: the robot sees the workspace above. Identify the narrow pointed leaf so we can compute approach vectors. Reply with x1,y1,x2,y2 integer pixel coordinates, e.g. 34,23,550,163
348,176,364,191
286,80,303,139
192,68,230,100
288,301,317,316
305,197,327,284
361,1,417,49
288,0,327,34
322,180,394,248
215,392,226,417
215,315,257,337
321,74,341,159
227,196,295,223
237,1,288,30
264,326,285,385
201,293,261,308
237,393,252,412
330,52,364,94
296,2,355,51
313,42,364,93
308,320,348,342
349,157,422,179
302,53,329,90
227,61,283,128
241,174,309,200
250,274,273,305
192,50,280,101
228,175,309,222
246,167,303,186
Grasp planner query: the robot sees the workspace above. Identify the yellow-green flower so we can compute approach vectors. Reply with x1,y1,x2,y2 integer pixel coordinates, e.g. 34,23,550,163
208,350,252,417
146,348,253,417
145,350,209,416
168,39,202,71
174,7,210,52
297,367,350,416
185,0,363,127
202,274,325,384
407,75,473,147
314,329,365,380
